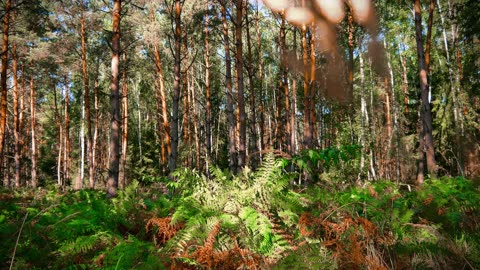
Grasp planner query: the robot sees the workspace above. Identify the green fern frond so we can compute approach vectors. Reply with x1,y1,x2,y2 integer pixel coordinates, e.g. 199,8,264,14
59,231,112,255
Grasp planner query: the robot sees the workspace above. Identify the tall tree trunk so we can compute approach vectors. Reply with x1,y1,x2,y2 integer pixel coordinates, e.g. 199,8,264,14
191,77,200,169
359,52,367,180
19,66,25,186
77,84,85,190
308,28,316,146
53,81,63,187
235,0,246,169
255,0,265,155
291,28,298,154
385,40,400,182
151,7,171,169
347,9,354,98
30,76,37,188
204,1,212,168
0,0,11,178
245,1,258,160
107,0,121,197
279,16,290,153
220,0,237,172
64,76,71,184
168,0,182,173
414,0,436,184
13,43,21,188
400,45,409,113
119,53,128,188
93,74,99,184
302,23,312,149
80,13,95,189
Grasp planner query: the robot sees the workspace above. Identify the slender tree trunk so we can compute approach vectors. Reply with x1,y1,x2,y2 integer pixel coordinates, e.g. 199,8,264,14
347,9,354,98
302,23,312,149
30,76,37,188
414,0,436,184
0,0,11,177
385,40,400,182
80,13,95,189
245,1,258,161
154,76,164,167
13,43,21,188
359,52,367,180
279,16,290,153
19,66,25,186
204,1,212,167
308,28,316,146
255,0,265,155
64,76,71,184
235,0,246,169
119,53,128,188
77,86,85,190
53,82,63,187
191,77,200,169
168,0,182,173
220,0,237,172
93,74,99,184
107,0,121,197
291,28,298,154
151,8,171,169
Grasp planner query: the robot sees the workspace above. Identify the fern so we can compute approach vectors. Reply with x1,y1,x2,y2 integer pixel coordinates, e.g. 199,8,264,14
59,231,113,255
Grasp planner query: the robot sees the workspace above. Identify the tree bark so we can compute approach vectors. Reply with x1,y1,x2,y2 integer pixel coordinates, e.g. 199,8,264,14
64,76,71,184
245,1,258,161
107,0,121,197
302,23,312,149
0,0,11,177
80,12,95,189
235,0,246,169
220,0,237,172
204,1,212,168
414,0,436,184
13,42,21,188
119,53,128,189
168,0,182,173
30,76,37,188
151,7,171,169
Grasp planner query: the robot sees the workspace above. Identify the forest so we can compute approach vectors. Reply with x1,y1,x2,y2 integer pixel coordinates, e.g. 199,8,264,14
0,0,479,269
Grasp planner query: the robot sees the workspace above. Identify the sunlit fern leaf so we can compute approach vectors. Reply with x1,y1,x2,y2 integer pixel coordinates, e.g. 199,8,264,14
59,231,113,255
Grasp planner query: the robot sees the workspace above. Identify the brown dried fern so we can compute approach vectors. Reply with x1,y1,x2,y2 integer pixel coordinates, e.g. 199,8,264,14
145,217,184,245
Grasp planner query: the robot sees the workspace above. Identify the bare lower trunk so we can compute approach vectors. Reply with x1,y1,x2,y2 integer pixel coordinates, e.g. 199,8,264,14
30,76,37,188
93,75,99,184
13,43,21,188
235,0,246,169
64,76,71,184
204,1,212,167
0,0,11,177
414,0,436,184
221,0,237,172
245,2,258,161
81,14,94,189
107,0,121,197
168,0,182,173
119,53,129,189
302,24,312,149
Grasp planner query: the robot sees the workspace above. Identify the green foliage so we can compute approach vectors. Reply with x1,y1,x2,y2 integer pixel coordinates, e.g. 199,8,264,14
164,154,304,262
1,167,479,269
290,144,362,183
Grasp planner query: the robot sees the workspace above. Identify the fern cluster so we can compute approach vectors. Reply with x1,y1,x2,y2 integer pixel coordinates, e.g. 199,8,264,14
158,154,304,267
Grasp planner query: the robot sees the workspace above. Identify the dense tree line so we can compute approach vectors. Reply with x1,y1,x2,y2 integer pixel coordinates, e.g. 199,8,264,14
0,0,478,195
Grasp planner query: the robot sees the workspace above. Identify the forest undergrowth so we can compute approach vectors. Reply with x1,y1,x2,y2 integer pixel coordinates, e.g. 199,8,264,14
1,154,479,269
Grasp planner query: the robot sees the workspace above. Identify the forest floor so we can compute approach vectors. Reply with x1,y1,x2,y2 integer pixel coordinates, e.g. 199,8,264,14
1,161,479,269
